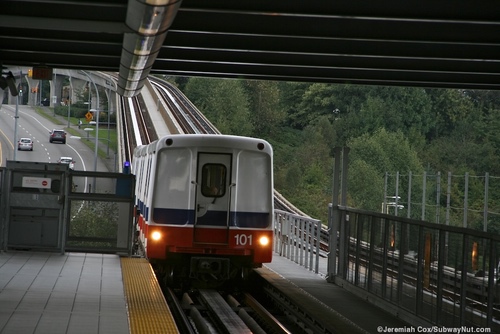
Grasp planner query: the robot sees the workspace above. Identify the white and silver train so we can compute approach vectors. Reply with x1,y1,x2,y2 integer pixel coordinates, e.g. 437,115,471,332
131,134,274,286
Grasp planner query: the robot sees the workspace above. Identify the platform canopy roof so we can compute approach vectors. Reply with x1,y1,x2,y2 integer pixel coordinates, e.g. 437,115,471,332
1,0,499,96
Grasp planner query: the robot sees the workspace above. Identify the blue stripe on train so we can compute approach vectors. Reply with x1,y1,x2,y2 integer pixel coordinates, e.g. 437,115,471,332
137,200,149,221
151,208,270,228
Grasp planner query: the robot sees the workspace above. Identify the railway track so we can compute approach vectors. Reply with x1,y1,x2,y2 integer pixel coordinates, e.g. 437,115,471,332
117,96,133,164
163,285,311,334
149,77,218,134
165,288,293,334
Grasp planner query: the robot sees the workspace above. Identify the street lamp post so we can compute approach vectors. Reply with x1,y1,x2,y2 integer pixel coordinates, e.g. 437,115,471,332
87,82,91,113
67,76,72,128
13,93,19,161
107,108,111,157
13,71,22,161
90,107,100,171
67,99,70,127
104,73,117,160
80,71,100,192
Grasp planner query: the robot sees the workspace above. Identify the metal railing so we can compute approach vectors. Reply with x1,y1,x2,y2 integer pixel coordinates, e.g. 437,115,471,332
273,209,322,274
329,205,500,330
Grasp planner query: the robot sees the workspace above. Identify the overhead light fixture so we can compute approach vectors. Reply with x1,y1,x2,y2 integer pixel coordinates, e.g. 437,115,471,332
117,0,182,97
0,71,18,96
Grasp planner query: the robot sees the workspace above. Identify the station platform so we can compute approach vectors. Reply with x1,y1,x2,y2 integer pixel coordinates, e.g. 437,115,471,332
0,250,408,334
0,251,178,334
262,255,410,334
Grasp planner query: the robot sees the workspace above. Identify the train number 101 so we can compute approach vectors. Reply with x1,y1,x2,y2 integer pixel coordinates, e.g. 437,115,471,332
234,234,252,246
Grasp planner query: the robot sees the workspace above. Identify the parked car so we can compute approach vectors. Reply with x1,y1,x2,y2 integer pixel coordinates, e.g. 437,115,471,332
58,157,75,170
49,129,66,144
17,138,33,151
41,98,50,106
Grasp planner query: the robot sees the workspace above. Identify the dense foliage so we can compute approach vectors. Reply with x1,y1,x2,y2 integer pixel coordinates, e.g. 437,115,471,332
172,76,500,232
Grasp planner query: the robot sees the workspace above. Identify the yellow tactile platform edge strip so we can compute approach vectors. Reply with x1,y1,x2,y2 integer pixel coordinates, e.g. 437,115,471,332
121,257,180,334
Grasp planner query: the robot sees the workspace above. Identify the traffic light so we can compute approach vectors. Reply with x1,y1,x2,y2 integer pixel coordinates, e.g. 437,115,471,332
27,69,32,78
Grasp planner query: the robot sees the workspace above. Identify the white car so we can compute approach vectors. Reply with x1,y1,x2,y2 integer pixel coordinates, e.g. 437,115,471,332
58,157,75,170
18,138,34,151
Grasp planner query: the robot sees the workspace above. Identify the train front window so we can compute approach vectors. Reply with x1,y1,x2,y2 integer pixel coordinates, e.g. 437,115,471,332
201,164,226,197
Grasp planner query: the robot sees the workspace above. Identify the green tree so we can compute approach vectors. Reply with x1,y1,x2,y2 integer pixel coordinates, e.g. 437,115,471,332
277,81,313,129
337,86,433,145
243,80,286,138
347,129,424,211
285,83,368,131
184,78,253,135
347,159,384,210
275,120,335,222
425,88,474,140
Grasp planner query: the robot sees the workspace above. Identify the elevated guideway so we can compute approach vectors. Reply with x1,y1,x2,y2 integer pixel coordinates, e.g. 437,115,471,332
141,80,175,138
